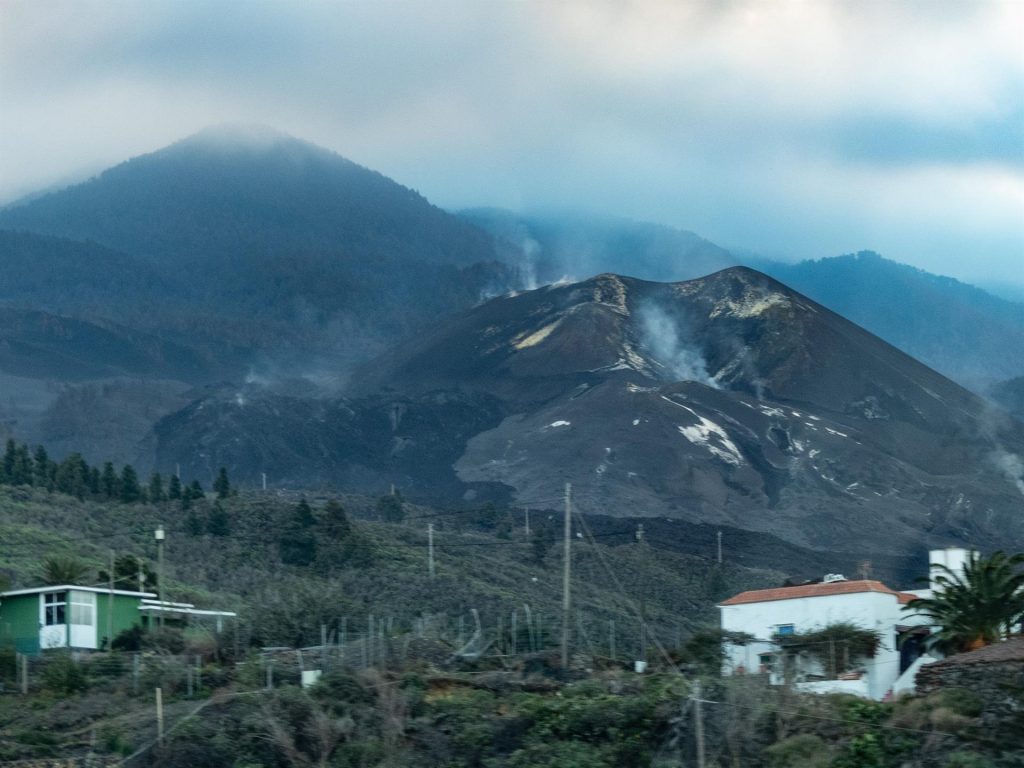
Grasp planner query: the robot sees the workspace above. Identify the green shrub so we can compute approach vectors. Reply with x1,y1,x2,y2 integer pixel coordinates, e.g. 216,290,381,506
41,652,88,694
943,752,996,768
764,734,830,768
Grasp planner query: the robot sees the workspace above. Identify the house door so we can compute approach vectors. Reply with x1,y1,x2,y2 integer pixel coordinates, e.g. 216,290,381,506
39,591,68,649
69,591,97,649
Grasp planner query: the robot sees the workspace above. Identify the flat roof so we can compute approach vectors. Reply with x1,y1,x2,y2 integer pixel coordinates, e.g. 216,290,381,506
1,585,158,599
138,605,236,618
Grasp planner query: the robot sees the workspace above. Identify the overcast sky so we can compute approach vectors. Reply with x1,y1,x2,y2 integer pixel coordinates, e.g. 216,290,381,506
2,0,1022,289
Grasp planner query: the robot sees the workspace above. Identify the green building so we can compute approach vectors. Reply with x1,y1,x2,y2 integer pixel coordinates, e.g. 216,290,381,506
0,585,236,654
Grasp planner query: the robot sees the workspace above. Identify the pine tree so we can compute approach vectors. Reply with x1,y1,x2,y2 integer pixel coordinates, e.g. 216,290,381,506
280,497,317,566
33,445,53,488
2,438,16,483
189,480,204,500
148,472,164,503
100,555,155,591
120,464,141,503
12,444,32,486
207,501,230,536
322,499,351,540
376,493,405,523
101,462,119,499
185,505,204,536
213,467,231,499
55,453,89,499
167,475,182,500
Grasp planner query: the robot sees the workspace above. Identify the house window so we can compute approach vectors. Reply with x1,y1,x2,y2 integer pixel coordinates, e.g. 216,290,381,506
69,593,94,626
44,592,67,625
776,624,795,636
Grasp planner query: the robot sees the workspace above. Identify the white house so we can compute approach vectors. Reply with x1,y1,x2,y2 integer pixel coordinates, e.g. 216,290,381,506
718,548,973,700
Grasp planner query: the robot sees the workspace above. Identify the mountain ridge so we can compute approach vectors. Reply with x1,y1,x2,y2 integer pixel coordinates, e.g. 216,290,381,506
149,267,1024,557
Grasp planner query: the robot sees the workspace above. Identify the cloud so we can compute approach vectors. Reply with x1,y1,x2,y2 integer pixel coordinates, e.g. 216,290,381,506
1,0,1021,286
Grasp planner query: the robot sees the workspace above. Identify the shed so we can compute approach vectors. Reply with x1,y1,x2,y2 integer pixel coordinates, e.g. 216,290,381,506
0,585,237,654
0,585,157,654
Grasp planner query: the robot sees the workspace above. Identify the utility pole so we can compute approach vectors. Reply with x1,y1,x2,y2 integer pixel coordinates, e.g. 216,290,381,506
107,549,115,649
155,526,165,628
561,482,572,670
427,523,435,578
262,472,267,491
525,507,530,537
717,530,723,564
693,680,706,768
156,687,165,746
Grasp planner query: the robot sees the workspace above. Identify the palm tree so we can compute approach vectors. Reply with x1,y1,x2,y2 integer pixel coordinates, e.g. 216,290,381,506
907,550,1024,654
40,554,90,585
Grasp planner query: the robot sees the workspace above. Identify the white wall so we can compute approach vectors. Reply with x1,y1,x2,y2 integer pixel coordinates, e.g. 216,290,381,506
720,590,927,700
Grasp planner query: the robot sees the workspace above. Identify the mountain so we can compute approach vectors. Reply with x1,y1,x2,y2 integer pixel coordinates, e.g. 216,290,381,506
463,212,1024,391
0,126,515,359
149,268,1024,557
0,307,212,382
462,208,736,286
0,124,501,268
990,376,1024,421
755,251,1024,388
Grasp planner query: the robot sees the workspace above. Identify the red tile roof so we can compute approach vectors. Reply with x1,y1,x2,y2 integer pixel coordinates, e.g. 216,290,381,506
719,579,905,606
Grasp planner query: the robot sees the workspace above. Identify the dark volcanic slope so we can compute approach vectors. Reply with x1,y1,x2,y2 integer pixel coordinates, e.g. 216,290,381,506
0,125,498,268
0,307,213,381
0,126,516,362
154,268,1024,555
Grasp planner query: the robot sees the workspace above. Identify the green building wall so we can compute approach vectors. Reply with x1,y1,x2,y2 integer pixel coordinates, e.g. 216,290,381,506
95,592,147,648
1,590,149,654
0,594,41,654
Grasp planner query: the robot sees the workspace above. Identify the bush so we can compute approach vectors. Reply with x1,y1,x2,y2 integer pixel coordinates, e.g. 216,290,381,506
144,626,186,654
764,734,830,768
943,752,996,768
41,652,88,694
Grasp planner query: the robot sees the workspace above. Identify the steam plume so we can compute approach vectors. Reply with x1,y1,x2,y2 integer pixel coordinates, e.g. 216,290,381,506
638,303,718,387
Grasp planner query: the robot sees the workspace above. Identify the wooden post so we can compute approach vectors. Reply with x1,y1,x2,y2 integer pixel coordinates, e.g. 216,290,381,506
20,652,27,694
156,687,164,746
155,526,166,629
561,482,572,670
609,619,616,662
694,680,706,768
107,549,115,649
427,523,435,578
511,610,517,656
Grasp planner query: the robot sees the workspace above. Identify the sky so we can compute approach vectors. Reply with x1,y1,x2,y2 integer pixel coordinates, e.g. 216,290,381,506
2,0,1022,289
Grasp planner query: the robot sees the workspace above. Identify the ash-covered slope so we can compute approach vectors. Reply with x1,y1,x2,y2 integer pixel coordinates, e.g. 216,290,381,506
153,268,1024,555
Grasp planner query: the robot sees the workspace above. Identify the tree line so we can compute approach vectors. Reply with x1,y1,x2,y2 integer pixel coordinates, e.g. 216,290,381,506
0,437,234,508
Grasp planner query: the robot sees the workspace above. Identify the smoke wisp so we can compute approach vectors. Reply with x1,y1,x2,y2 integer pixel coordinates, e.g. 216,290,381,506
638,303,718,387
991,448,1024,497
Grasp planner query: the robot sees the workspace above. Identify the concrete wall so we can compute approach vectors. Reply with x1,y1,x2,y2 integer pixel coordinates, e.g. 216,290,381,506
720,590,924,699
